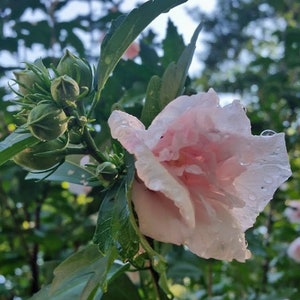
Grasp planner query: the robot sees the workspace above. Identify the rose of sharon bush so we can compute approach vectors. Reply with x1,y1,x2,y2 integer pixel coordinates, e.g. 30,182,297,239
108,89,291,262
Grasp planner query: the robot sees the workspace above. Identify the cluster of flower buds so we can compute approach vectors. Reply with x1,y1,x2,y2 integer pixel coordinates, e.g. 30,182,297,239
12,50,93,171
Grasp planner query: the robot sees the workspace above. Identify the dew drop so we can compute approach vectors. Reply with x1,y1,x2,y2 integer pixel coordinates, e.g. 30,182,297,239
249,194,256,201
260,129,276,136
264,176,273,184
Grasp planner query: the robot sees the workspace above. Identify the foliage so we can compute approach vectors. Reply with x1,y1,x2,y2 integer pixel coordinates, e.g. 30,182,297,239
0,0,299,299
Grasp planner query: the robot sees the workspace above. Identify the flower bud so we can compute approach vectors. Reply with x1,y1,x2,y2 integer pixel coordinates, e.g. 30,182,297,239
13,59,49,96
13,70,40,96
28,103,68,141
51,75,80,106
96,162,118,186
56,49,93,92
13,140,65,171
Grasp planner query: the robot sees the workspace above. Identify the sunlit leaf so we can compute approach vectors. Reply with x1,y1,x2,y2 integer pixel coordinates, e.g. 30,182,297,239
160,22,203,108
141,75,162,127
162,19,185,68
95,0,188,94
140,22,202,126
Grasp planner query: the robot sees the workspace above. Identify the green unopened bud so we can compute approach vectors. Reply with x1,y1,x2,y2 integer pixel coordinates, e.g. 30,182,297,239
51,75,80,106
14,70,40,96
13,59,49,96
96,162,118,186
56,49,93,92
13,140,65,171
28,103,68,141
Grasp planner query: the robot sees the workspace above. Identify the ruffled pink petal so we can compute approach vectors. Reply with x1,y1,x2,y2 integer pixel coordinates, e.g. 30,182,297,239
108,110,146,153
132,179,251,262
145,88,220,149
210,100,251,136
132,179,189,244
233,133,291,230
134,149,195,228
186,198,251,262
108,110,195,228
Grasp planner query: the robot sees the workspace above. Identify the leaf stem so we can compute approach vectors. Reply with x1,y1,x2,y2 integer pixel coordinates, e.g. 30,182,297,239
87,89,101,119
65,101,106,164
82,125,106,163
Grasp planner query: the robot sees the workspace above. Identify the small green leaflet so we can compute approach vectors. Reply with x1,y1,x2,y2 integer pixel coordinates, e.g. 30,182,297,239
0,127,38,166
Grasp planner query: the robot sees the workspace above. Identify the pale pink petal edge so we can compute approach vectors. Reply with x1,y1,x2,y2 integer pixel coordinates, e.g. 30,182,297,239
108,109,195,228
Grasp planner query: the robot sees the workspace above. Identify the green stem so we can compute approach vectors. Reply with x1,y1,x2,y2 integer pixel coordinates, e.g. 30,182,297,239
82,125,106,163
64,100,106,163
87,89,102,119
149,264,163,300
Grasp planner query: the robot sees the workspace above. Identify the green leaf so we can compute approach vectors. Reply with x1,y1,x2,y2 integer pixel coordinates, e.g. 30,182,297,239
93,154,139,260
102,273,141,300
162,19,185,68
25,159,100,186
95,0,188,95
0,127,38,167
160,22,203,108
140,75,162,127
30,244,129,300
139,22,202,127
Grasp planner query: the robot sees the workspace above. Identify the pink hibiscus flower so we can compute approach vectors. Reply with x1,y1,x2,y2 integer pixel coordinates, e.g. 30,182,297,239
108,89,291,262
123,42,140,60
284,200,300,223
287,237,300,263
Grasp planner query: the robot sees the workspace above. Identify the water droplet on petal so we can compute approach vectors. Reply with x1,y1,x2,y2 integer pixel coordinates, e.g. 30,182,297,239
240,161,250,166
264,176,273,184
260,129,276,136
249,194,256,201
